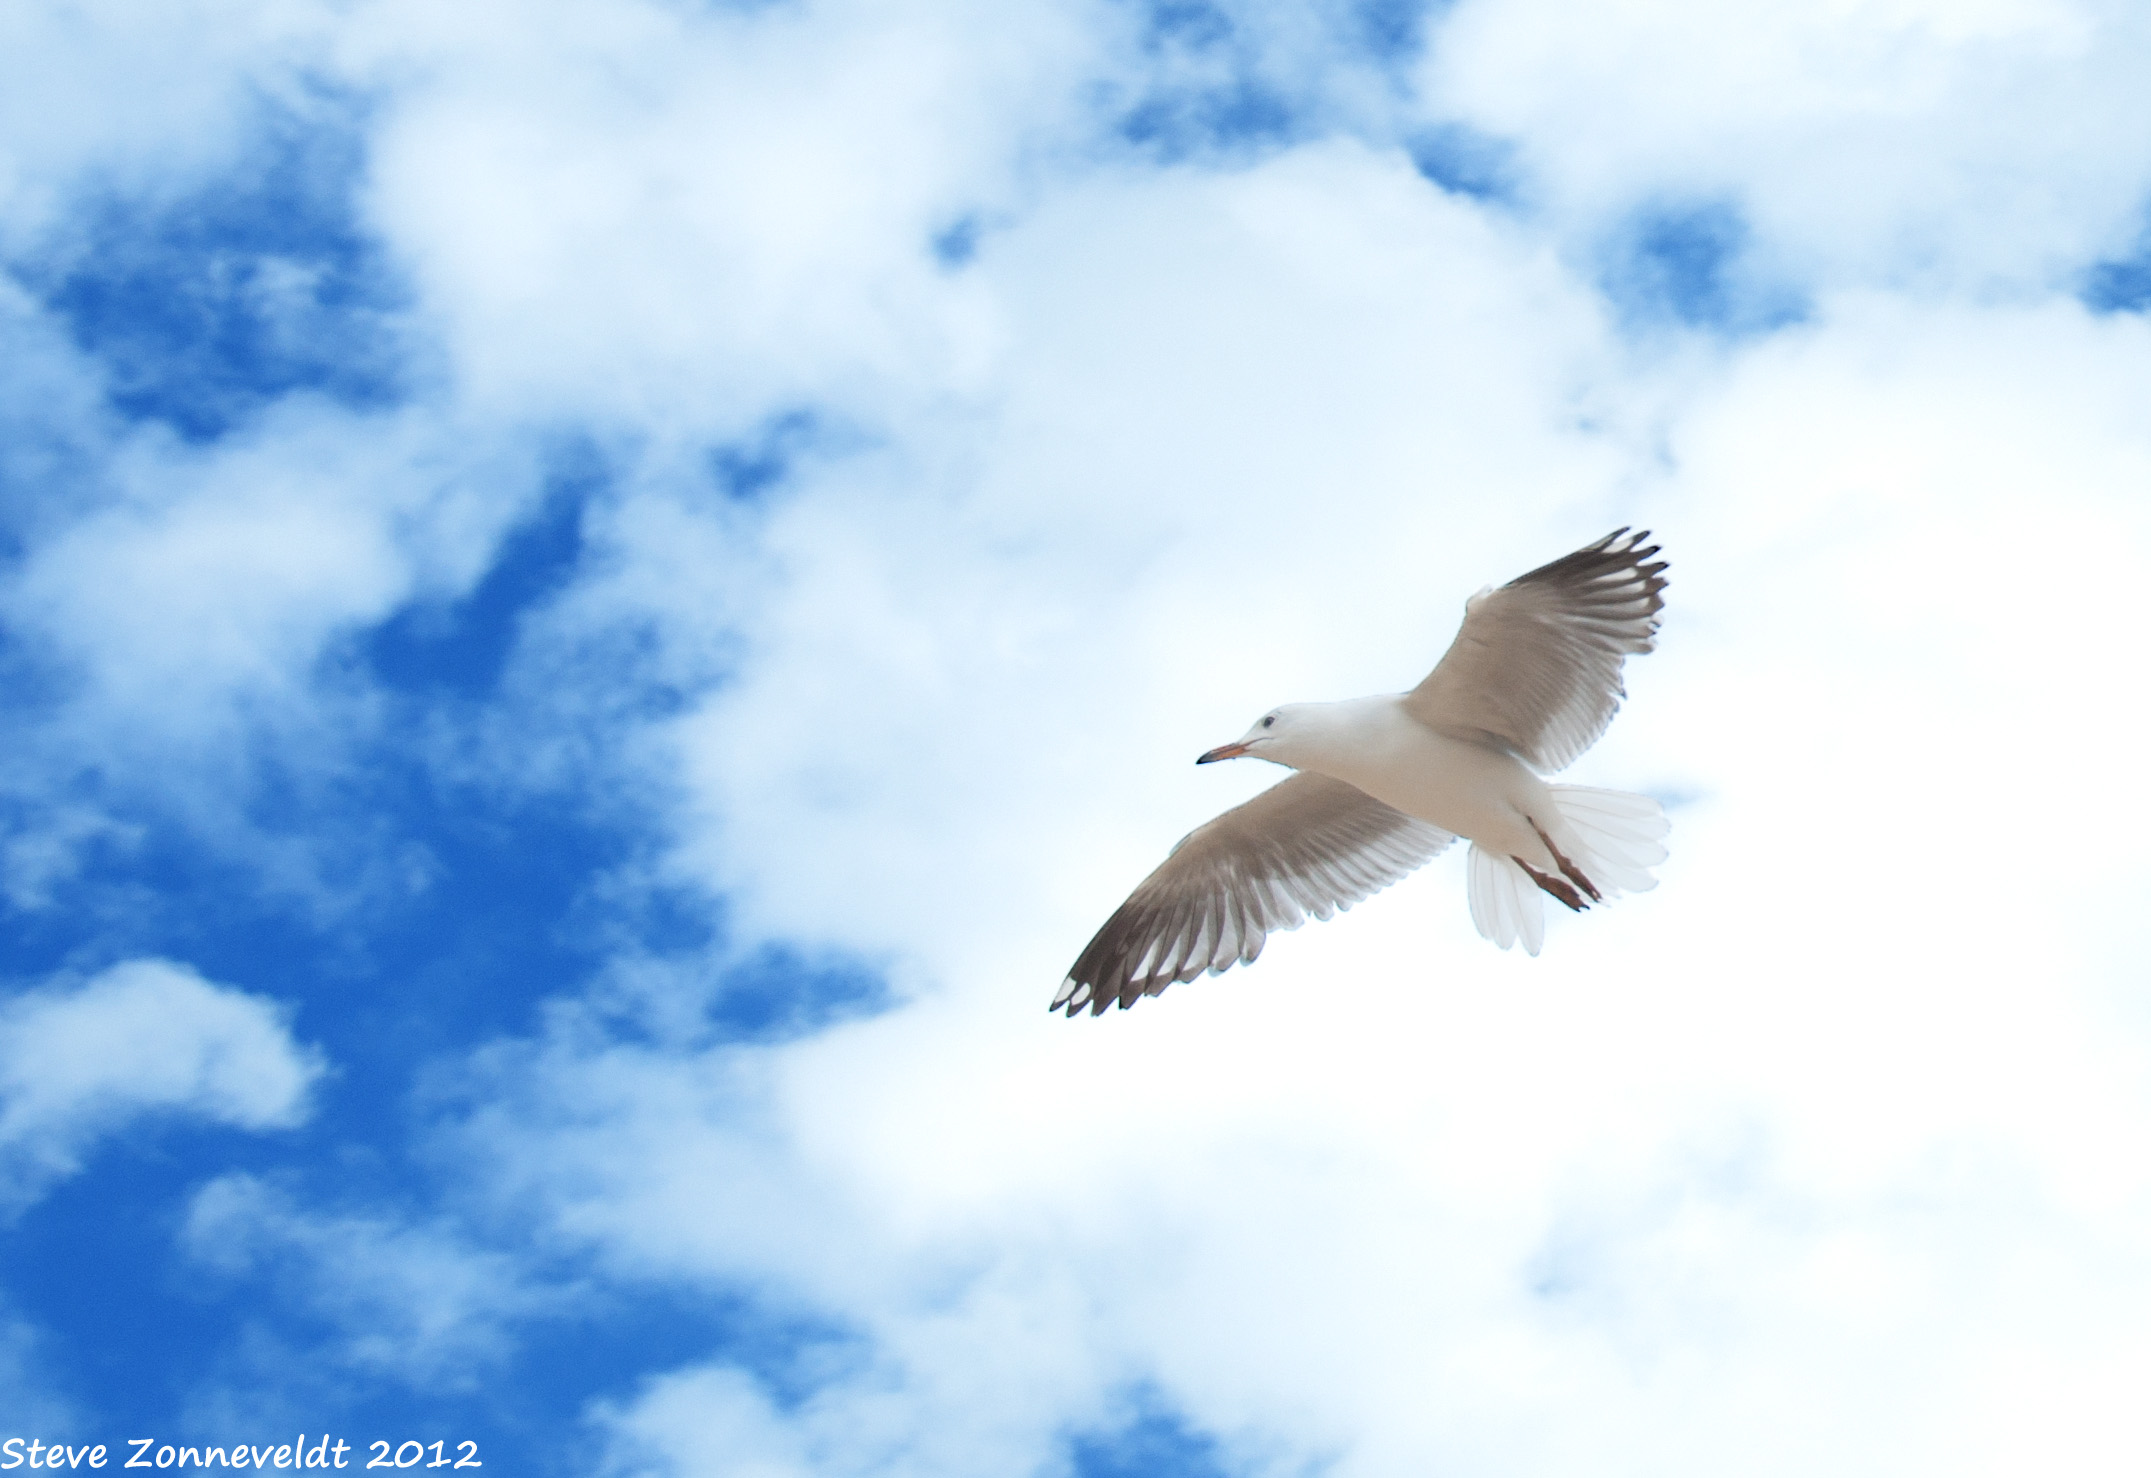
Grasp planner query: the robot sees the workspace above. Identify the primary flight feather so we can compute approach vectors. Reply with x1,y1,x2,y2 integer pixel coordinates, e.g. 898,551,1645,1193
1054,528,1670,1017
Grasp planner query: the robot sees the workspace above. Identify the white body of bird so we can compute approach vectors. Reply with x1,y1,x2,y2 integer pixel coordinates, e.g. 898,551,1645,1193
1238,695,1559,866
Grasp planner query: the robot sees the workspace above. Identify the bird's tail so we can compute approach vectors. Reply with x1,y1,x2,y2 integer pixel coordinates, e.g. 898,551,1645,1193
1467,786,1668,955
1467,843,1549,954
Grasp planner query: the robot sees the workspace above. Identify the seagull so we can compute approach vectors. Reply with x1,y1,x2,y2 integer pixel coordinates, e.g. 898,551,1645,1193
1052,528,1671,1017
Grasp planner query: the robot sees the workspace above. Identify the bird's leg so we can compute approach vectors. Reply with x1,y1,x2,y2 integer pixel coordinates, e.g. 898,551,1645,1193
1513,857,1589,912
1531,821,1603,904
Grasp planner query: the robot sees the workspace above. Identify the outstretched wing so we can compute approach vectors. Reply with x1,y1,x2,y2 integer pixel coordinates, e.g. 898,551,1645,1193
1404,528,1668,773
1053,773,1454,1017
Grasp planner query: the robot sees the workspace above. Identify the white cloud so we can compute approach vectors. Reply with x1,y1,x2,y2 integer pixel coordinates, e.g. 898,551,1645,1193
1421,0,2151,291
0,1307,77,1439
0,959,324,1212
598,1366,815,1478
429,33,2151,1478
343,0,1106,433
0,400,550,911
11,0,2151,1472
5,404,537,737
0,0,335,248
182,1173,562,1387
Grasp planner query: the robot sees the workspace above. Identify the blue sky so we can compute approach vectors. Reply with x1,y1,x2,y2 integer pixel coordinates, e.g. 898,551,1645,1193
5,1,2151,1474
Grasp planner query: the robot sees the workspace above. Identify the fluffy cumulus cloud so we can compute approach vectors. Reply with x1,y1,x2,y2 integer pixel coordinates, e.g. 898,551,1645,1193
6,0,2151,1474
0,959,322,1211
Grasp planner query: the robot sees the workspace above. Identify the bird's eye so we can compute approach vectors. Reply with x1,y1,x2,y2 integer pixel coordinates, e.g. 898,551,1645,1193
1261,715,1275,728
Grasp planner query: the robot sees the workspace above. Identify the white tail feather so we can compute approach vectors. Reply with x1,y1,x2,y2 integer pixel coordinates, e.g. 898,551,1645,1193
1550,785,1668,898
1467,844,1545,956
1466,788,1668,954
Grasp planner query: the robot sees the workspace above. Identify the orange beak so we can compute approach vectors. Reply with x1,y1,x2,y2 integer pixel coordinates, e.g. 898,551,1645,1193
1196,742,1251,765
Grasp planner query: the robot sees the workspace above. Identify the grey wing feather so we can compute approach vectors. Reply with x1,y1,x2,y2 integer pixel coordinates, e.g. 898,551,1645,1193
1052,772,1455,1017
1403,528,1668,773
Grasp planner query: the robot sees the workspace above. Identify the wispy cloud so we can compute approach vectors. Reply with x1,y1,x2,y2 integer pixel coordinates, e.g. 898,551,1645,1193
183,1172,566,1385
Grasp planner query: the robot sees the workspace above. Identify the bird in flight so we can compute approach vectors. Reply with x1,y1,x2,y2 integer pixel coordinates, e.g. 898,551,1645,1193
1053,528,1670,1017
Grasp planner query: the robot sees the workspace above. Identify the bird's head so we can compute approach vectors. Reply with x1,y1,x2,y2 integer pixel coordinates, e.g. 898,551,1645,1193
1197,705,1307,767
